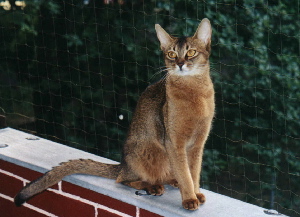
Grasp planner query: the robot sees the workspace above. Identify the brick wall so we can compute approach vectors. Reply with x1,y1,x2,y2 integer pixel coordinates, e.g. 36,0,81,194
0,159,162,217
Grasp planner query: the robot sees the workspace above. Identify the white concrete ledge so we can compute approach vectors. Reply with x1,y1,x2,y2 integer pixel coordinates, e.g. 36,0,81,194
0,128,286,217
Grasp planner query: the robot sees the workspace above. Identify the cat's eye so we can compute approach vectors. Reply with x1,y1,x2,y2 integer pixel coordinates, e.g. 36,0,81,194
186,49,197,57
167,51,177,59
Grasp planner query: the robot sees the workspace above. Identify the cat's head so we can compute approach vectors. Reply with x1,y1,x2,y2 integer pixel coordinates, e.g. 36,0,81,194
155,18,212,76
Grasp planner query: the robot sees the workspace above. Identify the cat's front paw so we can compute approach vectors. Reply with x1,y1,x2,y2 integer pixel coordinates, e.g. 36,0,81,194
196,193,206,204
182,198,200,210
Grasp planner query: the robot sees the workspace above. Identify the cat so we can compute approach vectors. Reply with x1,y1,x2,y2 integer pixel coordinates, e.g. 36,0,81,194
14,18,215,211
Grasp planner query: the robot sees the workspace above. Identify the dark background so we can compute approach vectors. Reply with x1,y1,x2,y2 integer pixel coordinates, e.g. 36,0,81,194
0,1,299,216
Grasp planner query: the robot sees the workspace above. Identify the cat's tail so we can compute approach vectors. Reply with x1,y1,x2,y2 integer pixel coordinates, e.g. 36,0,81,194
14,159,121,206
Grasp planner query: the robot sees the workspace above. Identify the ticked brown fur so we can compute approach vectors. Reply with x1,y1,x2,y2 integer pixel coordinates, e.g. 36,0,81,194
15,18,215,211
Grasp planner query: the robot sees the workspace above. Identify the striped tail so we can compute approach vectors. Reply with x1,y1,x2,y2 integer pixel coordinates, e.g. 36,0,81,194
14,159,121,206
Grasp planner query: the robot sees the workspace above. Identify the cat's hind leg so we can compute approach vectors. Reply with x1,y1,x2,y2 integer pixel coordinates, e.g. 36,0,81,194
122,181,165,196
167,179,179,188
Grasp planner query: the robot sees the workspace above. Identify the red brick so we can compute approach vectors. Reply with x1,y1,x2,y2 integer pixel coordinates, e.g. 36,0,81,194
29,190,95,217
140,208,163,217
0,159,42,180
97,208,121,217
0,159,59,190
0,197,47,217
62,181,136,216
0,172,23,197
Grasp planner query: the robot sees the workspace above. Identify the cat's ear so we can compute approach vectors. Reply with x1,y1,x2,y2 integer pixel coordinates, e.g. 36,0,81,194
193,18,212,52
155,24,173,51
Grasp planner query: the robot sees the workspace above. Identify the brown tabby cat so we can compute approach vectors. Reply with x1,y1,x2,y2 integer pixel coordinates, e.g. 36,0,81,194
15,18,214,210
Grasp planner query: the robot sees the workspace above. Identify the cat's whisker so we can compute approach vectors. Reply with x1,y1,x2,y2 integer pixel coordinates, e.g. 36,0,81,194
149,67,171,81
160,72,169,82
149,70,167,80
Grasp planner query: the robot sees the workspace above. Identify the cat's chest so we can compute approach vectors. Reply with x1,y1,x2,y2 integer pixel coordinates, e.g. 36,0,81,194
163,95,214,144
165,74,215,122
166,86,214,115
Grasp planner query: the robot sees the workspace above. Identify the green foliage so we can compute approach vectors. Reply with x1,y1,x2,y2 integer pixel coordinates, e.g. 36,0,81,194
0,0,299,216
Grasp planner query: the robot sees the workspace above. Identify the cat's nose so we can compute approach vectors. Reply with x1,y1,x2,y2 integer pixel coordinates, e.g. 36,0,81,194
177,62,184,70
